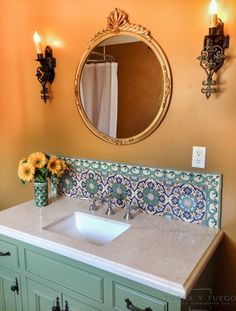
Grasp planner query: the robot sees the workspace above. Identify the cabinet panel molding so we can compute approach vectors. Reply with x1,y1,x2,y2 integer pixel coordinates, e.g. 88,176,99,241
25,249,104,302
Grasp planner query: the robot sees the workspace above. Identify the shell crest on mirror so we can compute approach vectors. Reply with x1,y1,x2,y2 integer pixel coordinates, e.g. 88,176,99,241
107,8,127,30
89,8,151,44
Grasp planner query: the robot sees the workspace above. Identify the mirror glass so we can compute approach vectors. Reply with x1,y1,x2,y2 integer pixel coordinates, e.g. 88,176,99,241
75,9,172,145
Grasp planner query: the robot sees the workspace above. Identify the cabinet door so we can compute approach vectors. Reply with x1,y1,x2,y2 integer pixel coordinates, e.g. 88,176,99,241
0,267,22,311
27,278,62,311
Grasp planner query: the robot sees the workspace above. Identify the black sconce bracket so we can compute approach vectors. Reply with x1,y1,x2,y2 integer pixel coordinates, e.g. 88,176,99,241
197,19,229,99
35,46,56,103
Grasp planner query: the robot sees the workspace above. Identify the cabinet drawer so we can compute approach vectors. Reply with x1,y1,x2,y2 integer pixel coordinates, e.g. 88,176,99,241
113,282,168,311
0,239,19,269
25,250,103,302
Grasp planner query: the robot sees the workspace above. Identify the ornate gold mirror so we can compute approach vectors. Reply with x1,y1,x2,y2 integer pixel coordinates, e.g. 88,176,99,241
75,9,172,145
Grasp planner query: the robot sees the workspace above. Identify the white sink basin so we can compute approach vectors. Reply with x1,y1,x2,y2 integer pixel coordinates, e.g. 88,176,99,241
43,212,131,246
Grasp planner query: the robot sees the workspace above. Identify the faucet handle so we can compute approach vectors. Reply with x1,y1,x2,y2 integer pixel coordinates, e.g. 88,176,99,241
123,204,139,220
89,195,101,211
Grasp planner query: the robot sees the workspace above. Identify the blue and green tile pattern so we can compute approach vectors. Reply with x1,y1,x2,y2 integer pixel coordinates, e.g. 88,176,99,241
58,157,222,229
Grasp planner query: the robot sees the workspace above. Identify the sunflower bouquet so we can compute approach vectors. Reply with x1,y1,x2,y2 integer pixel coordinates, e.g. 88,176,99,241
18,152,67,184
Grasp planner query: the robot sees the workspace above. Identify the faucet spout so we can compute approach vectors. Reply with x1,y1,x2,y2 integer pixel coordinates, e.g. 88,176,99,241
102,193,115,215
89,193,115,215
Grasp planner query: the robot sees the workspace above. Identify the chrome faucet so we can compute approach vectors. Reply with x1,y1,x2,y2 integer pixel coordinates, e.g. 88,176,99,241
89,192,115,215
123,204,140,220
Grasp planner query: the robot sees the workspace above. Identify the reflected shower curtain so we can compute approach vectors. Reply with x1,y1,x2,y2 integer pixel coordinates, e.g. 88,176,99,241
80,62,118,137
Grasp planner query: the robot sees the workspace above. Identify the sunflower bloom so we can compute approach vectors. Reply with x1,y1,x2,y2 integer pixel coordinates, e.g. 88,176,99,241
28,152,47,169
47,157,61,175
19,158,27,165
18,162,35,182
57,160,67,177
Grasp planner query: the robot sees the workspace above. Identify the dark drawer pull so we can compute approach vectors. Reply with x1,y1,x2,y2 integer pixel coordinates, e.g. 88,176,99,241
125,298,153,311
0,251,11,256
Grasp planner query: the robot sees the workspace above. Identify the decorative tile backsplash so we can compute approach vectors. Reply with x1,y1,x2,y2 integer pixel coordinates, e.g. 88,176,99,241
57,156,222,229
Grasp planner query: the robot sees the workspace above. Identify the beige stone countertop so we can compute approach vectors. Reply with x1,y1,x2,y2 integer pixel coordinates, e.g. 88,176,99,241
0,196,223,298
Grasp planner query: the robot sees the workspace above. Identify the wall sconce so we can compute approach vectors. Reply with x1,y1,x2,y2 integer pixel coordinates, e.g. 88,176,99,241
33,31,56,103
197,0,229,99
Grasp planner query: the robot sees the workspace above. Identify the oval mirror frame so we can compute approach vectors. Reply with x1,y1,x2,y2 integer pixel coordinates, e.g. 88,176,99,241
74,8,172,145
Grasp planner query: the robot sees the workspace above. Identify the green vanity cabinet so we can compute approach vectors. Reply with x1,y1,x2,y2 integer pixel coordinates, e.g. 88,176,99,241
109,276,181,311
27,278,62,311
24,249,104,304
0,267,22,311
112,282,168,311
0,239,23,311
0,239,19,270
26,277,102,311
24,248,104,311
26,277,100,311
0,234,182,311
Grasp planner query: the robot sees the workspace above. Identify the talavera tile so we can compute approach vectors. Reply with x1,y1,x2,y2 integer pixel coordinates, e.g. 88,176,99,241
57,156,222,229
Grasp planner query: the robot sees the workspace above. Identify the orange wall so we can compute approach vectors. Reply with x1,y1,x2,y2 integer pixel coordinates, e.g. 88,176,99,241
0,0,236,307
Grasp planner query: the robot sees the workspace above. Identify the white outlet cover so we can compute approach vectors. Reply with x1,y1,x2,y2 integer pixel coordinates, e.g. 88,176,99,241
192,146,206,169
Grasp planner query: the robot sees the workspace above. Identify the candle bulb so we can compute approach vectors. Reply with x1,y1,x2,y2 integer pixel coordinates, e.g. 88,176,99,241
209,0,218,28
33,31,42,55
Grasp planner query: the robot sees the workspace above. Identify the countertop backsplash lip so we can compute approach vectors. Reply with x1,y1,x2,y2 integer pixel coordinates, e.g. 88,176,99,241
53,155,222,229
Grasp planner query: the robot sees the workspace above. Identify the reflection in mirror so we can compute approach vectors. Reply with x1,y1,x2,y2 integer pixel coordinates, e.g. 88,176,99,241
80,36,163,138
75,9,172,145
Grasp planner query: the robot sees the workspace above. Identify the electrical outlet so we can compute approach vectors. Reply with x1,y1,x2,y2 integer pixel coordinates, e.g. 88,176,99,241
192,146,206,169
